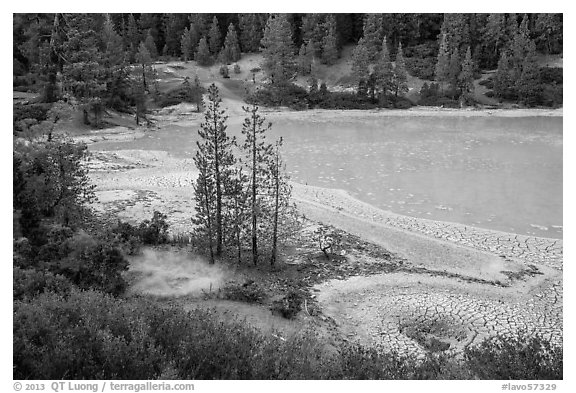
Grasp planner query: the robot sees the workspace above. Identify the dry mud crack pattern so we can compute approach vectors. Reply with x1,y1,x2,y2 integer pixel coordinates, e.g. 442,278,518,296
296,185,562,357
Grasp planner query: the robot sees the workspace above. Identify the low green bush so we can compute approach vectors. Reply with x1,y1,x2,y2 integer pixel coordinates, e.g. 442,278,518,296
13,290,563,380
13,267,73,301
222,280,267,303
271,290,303,319
464,333,563,380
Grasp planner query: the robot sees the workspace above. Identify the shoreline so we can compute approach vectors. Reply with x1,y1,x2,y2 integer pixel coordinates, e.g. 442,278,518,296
260,106,563,119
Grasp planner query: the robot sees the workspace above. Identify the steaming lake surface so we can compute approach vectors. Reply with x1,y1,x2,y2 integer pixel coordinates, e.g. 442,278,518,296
93,115,563,239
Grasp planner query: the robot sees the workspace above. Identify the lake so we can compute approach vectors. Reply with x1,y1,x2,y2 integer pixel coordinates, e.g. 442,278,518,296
93,114,563,239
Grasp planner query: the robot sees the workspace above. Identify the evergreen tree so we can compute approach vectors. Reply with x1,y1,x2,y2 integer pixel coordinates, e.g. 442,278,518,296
220,23,241,64
351,37,370,87
101,14,125,67
135,42,153,92
494,51,515,100
321,15,339,65
193,151,216,264
373,36,394,97
447,48,461,95
195,37,212,66
440,13,470,55
516,41,541,106
362,14,383,61
126,14,141,61
458,46,475,102
435,33,450,92
392,42,409,98
297,43,312,75
193,75,203,112
144,29,158,60
482,14,506,67
238,13,265,53
241,105,273,266
61,14,107,126
301,14,327,57
208,16,221,55
535,13,563,54
261,14,296,86
163,14,187,57
181,27,193,61
194,84,236,257
269,137,290,266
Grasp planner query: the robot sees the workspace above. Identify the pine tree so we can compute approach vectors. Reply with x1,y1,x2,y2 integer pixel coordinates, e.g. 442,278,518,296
195,37,212,66
321,15,339,65
135,42,153,92
144,29,158,60
482,14,506,66
238,13,264,53
269,137,284,266
181,27,193,61
516,41,541,106
440,13,470,55
193,75,203,112
220,23,241,64
447,48,461,95
351,37,370,87
126,14,140,61
494,51,514,100
435,33,450,92
510,14,532,79
193,151,216,264
297,43,312,75
301,14,327,58
101,14,125,67
373,36,394,97
458,46,475,102
261,14,296,86
208,16,221,55
241,105,273,266
363,14,383,61
392,42,409,98
194,84,236,257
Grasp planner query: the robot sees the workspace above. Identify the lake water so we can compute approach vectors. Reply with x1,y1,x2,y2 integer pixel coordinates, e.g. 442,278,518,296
94,115,563,239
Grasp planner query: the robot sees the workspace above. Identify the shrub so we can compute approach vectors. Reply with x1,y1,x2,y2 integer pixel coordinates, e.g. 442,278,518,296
219,65,230,78
13,290,563,380
394,97,413,109
271,290,303,319
403,42,438,80
539,67,563,85
221,280,266,303
13,267,73,301
233,64,241,74
138,211,169,245
13,103,52,133
246,83,309,110
464,333,562,380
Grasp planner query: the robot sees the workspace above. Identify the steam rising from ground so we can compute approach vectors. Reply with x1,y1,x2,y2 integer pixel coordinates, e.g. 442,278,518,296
128,249,228,297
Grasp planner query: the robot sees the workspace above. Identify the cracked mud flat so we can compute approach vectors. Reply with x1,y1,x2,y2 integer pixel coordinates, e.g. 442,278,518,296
84,118,562,358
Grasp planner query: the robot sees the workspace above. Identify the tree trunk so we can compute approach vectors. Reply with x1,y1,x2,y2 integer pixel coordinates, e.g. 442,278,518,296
251,111,258,266
214,113,222,256
203,176,215,264
270,150,280,266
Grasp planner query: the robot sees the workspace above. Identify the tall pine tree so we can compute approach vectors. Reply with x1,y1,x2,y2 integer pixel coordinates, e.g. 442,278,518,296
392,42,409,98
193,84,236,257
261,14,296,86
220,23,241,64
